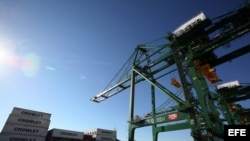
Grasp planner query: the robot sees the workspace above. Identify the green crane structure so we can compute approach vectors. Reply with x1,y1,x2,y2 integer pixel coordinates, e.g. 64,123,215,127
91,2,250,141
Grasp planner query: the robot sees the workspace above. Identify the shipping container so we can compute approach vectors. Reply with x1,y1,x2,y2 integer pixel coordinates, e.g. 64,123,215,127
11,107,51,120
217,80,239,90
2,123,48,136
94,134,116,141
6,115,51,128
0,133,46,141
172,12,207,38
84,128,116,137
50,128,84,139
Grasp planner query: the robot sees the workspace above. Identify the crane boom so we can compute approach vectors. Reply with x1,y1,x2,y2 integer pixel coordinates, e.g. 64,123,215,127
91,44,176,103
91,4,250,103
90,2,250,141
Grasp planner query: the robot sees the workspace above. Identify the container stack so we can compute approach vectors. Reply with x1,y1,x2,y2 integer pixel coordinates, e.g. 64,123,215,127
0,107,51,141
84,128,117,141
46,128,84,141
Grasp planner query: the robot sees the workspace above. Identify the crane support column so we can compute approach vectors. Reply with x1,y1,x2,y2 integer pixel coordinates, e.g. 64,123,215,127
128,66,136,141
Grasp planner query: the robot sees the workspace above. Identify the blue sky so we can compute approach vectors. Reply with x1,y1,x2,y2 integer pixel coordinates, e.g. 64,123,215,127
0,0,249,141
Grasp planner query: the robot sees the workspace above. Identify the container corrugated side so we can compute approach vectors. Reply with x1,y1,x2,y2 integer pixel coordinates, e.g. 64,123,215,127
96,128,116,137
0,133,46,141
1,124,48,136
51,128,84,139
84,128,116,137
11,107,51,120
94,134,116,141
6,115,50,128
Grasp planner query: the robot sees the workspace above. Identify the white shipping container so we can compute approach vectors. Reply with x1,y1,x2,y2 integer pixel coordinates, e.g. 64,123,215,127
51,128,84,139
6,115,50,128
0,133,46,141
84,128,116,137
94,134,116,141
172,12,207,37
217,80,240,90
11,107,51,120
2,124,48,136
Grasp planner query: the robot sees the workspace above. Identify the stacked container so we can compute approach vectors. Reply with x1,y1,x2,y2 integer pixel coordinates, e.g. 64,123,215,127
0,107,51,141
84,128,116,141
46,128,84,141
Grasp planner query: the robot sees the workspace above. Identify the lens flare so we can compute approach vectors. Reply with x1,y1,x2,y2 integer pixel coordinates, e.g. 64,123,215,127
21,52,40,77
0,39,41,78
45,66,56,71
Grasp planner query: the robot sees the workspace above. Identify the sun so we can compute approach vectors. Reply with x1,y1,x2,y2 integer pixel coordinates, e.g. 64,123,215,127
0,39,41,78
0,39,17,78
0,48,9,60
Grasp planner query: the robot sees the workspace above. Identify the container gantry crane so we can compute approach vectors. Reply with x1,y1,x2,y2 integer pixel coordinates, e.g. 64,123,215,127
91,2,250,141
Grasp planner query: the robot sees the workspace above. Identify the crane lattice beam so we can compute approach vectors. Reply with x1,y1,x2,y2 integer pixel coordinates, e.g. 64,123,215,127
90,2,250,141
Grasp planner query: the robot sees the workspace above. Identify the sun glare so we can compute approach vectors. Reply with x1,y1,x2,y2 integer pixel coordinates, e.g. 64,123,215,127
0,49,7,63
0,40,41,78
0,39,15,64
0,47,12,78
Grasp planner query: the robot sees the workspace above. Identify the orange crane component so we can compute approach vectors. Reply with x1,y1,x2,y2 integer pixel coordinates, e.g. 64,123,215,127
200,64,221,84
194,59,221,84
171,78,181,88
